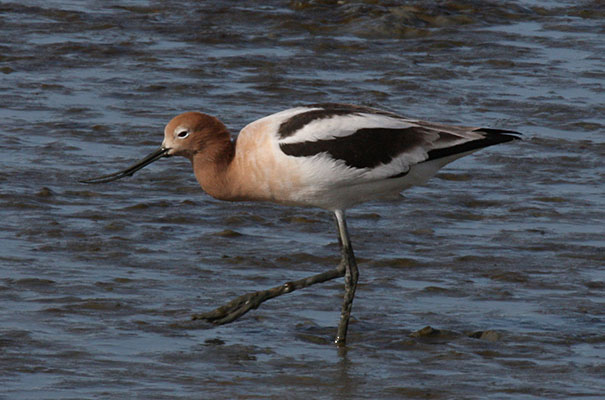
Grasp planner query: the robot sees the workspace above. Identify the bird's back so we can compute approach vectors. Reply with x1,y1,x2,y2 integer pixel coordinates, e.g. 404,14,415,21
230,103,519,210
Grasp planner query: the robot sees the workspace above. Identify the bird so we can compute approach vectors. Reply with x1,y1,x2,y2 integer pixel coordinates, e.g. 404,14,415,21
81,103,521,345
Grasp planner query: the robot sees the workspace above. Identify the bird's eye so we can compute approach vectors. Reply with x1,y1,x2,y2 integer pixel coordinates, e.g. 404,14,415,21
177,130,189,139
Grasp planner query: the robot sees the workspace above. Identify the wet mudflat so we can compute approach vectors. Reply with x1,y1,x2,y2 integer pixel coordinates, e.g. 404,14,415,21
0,1,603,399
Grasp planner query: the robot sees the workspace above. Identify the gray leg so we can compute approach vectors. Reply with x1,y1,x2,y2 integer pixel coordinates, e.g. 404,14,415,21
333,209,359,345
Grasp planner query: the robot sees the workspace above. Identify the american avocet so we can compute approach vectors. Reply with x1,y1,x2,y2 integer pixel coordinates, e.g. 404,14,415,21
81,103,520,344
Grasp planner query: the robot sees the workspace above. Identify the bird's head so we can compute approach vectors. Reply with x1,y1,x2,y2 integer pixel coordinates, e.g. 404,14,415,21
162,112,228,159
80,111,229,184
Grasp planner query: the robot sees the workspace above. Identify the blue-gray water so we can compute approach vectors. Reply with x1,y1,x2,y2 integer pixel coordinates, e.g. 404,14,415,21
1,1,603,399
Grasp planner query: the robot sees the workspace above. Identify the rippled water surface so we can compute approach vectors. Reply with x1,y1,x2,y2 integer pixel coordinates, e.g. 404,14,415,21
1,1,603,399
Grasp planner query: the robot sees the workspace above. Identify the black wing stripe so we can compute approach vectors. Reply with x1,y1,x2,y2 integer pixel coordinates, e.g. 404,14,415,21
280,127,429,169
304,103,402,118
278,103,403,139
278,109,353,139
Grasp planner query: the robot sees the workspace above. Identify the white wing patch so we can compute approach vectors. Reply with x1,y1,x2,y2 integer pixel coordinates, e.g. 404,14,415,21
279,112,414,145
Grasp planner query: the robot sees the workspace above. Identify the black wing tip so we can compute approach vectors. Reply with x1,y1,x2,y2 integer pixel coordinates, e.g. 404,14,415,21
426,128,522,161
473,128,523,141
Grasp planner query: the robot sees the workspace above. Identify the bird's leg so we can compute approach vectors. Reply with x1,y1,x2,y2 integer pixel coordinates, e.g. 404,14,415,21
192,263,345,325
333,209,359,345
192,210,359,346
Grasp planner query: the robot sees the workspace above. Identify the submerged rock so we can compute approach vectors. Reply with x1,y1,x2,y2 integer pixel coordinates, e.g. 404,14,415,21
410,326,440,338
469,330,501,342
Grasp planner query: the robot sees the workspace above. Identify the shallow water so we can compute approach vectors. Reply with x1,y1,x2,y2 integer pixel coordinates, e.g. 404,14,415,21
1,1,603,399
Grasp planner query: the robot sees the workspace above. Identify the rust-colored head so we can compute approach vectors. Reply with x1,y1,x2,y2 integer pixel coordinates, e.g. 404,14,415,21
162,112,230,160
